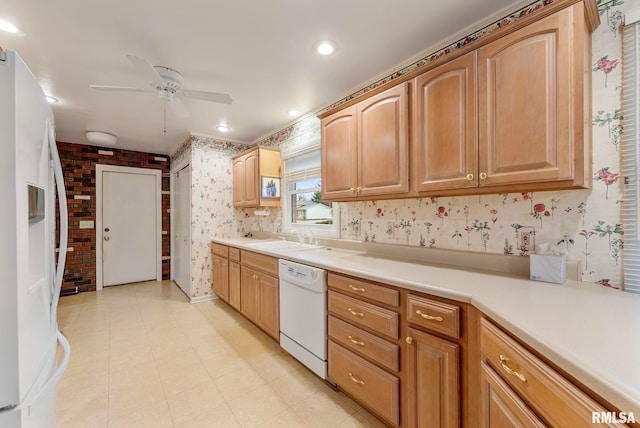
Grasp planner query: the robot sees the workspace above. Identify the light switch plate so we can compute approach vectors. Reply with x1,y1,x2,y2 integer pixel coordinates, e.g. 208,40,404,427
79,220,94,229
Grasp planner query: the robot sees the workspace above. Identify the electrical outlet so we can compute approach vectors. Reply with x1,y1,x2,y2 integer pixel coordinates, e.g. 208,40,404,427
521,231,530,252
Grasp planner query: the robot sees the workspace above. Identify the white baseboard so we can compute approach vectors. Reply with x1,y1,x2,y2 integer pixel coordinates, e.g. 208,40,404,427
190,294,216,304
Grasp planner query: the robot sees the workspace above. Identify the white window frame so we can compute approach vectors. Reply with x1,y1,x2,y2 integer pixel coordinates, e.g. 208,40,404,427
281,141,340,238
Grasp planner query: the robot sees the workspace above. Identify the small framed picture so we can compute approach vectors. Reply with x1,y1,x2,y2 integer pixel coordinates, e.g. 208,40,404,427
261,176,281,199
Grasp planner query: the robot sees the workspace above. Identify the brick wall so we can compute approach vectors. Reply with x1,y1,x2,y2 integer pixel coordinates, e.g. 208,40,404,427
56,142,171,293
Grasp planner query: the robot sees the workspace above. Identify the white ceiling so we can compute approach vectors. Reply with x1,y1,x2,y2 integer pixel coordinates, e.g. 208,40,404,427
1,0,527,155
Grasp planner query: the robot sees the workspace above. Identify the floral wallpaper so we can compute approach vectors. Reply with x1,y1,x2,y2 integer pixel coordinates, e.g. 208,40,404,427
241,0,634,290
176,0,635,297
171,135,249,299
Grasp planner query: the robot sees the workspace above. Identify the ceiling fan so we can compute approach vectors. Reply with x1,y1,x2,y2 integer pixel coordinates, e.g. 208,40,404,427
89,55,232,118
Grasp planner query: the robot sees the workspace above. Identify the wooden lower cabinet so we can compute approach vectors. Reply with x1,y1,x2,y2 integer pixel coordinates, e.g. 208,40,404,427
240,264,279,341
480,361,545,428
405,326,460,428
212,254,229,302
329,341,400,426
480,318,629,428
257,271,279,340
229,261,241,310
240,266,260,323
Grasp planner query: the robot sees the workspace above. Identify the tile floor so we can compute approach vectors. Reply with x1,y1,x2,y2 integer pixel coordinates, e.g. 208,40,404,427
56,280,387,427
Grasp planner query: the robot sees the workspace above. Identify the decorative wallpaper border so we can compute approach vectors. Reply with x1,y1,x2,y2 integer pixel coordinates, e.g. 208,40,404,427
255,116,322,148
191,135,251,154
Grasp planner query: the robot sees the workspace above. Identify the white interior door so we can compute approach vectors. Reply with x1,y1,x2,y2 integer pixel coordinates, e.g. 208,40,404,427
173,164,191,295
102,169,158,286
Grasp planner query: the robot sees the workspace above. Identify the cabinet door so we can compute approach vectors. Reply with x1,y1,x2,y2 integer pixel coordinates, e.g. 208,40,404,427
478,6,577,187
414,52,478,193
406,327,460,428
240,266,260,323
243,151,259,206
480,362,546,428
258,273,279,340
358,83,409,197
321,105,359,200
229,261,241,311
232,157,245,206
212,254,229,302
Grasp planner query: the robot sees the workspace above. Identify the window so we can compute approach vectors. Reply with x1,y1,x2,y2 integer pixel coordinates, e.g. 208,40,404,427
282,142,339,237
622,12,640,293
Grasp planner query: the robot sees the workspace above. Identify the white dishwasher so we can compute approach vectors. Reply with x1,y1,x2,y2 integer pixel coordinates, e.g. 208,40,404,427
279,259,327,379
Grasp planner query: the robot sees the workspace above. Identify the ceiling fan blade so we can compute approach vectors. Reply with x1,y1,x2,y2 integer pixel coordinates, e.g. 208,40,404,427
168,98,189,118
182,89,233,104
89,85,151,93
126,54,166,88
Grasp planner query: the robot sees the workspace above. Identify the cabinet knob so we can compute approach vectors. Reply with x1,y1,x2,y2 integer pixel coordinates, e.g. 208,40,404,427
350,188,356,193
466,173,474,181
356,187,362,194
405,336,413,344
479,172,488,180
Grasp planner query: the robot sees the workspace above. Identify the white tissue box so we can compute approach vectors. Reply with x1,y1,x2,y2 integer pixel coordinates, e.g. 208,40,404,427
529,254,566,284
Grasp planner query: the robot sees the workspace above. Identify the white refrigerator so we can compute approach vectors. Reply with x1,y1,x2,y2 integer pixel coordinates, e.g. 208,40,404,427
0,50,71,427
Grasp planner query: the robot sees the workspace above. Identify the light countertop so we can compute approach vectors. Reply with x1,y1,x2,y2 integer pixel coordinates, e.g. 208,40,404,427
212,236,640,415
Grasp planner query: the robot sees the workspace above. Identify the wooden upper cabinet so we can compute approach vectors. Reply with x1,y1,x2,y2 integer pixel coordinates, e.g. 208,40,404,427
358,84,409,198
413,51,478,193
321,83,409,201
321,105,359,200
232,146,281,208
477,3,588,189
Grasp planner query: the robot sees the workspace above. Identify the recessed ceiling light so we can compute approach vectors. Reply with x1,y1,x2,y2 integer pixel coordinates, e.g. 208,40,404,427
288,109,300,117
0,20,19,34
46,95,59,104
216,124,230,133
314,40,337,56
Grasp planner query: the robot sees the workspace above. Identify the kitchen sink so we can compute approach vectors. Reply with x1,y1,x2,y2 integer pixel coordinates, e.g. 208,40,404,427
245,240,324,252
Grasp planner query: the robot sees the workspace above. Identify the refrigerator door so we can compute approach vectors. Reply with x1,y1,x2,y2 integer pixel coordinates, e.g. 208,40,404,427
0,51,59,414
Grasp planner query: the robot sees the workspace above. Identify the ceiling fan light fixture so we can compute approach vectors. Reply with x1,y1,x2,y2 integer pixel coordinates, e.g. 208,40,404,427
86,131,118,146
314,40,337,56
216,124,231,133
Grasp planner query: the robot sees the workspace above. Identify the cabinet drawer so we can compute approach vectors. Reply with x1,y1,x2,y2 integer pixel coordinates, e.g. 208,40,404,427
328,315,399,372
229,247,241,262
241,250,278,276
328,272,399,307
328,341,399,426
212,243,229,258
407,294,460,339
328,291,399,339
481,318,626,428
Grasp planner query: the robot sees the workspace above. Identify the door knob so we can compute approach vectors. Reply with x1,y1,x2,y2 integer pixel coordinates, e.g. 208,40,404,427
104,236,110,241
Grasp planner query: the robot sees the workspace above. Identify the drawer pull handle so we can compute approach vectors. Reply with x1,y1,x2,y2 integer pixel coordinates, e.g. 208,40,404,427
252,274,259,280
348,284,366,292
499,355,527,382
416,309,443,322
348,335,365,346
348,372,365,385
348,308,365,317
